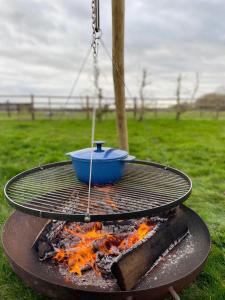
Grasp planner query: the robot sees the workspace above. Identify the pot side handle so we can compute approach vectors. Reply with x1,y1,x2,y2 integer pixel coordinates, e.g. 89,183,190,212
65,152,72,156
122,155,136,162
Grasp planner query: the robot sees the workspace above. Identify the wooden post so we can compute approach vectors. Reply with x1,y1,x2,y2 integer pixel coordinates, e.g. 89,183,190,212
154,99,158,118
16,104,20,115
133,97,137,119
48,97,52,118
30,94,35,120
86,96,90,119
176,74,182,121
6,100,11,118
112,0,129,151
215,100,220,119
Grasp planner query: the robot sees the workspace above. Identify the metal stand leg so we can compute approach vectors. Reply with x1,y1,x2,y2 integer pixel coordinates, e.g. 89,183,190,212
169,286,180,300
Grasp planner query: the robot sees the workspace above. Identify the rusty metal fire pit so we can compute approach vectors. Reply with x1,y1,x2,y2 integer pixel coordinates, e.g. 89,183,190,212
2,205,210,300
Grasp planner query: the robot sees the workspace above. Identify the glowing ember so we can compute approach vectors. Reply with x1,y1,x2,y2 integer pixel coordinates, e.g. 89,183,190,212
94,185,118,210
54,221,155,276
105,198,117,210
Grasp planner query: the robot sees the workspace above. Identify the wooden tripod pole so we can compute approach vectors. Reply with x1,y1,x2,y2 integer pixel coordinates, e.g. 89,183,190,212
112,0,129,151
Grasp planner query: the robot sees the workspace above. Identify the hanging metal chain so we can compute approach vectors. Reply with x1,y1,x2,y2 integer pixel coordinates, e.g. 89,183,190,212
85,0,101,222
91,0,102,98
91,0,101,59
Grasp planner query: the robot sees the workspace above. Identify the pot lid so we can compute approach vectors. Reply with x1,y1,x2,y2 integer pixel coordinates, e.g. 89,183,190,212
67,141,128,161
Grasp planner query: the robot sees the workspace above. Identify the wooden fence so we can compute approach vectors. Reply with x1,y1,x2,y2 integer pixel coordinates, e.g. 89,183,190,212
0,94,225,120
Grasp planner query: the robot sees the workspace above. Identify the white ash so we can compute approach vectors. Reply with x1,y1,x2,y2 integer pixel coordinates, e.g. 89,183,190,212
148,230,190,273
140,231,194,285
58,265,118,290
160,233,194,271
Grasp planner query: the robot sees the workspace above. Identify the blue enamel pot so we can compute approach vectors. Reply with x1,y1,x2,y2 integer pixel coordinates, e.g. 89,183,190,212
66,141,135,185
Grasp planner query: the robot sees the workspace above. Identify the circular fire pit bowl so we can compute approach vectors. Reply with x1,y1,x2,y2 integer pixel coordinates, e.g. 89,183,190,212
2,205,210,300
4,160,192,222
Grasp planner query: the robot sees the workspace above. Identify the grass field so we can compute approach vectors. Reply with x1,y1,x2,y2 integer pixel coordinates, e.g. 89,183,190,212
0,117,225,300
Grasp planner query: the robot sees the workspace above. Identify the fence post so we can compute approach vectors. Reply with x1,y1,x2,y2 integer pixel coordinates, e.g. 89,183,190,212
30,94,35,120
154,99,158,118
6,100,11,118
16,104,20,115
215,101,220,119
86,96,90,119
133,97,137,119
175,74,182,121
48,97,52,118
139,96,145,121
176,103,181,121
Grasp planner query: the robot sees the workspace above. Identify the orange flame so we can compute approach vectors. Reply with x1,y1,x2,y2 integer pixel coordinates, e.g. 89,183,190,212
94,185,118,210
54,221,155,276
118,223,152,250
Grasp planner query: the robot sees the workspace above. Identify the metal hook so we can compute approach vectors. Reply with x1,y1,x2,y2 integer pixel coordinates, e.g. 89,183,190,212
95,0,100,33
95,29,102,40
84,213,91,223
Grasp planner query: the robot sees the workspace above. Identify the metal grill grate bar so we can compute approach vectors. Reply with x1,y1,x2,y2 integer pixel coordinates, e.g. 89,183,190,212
5,160,192,221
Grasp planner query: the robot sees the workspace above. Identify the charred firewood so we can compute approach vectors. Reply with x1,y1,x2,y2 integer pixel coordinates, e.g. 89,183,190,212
92,233,129,253
32,219,52,250
111,207,188,290
78,221,102,232
95,252,115,278
32,220,67,261
32,191,80,260
81,264,92,273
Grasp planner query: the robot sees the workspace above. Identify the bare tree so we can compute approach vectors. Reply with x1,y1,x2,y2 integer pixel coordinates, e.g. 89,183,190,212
176,73,182,121
215,85,225,96
191,72,200,101
94,60,103,121
139,69,151,121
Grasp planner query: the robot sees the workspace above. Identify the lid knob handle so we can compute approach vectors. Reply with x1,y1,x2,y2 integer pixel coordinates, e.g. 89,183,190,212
94,141,105,152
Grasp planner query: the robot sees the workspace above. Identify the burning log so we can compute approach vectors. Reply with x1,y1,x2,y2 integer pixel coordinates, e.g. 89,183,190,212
111,207,188,290
95,252,115,278
32,191,80,260
32,220,67,261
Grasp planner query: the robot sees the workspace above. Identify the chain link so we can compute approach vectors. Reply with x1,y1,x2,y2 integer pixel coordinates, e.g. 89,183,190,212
92,0,102,99
91,0,99,59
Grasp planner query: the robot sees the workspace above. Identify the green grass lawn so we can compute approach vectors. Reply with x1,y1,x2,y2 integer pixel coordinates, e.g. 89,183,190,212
0,117,225,300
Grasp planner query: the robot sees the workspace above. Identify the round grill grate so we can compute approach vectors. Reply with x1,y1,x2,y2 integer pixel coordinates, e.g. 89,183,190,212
4,160,192,222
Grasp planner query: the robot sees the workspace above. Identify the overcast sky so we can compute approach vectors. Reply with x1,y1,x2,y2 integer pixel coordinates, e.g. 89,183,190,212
0,0,225,99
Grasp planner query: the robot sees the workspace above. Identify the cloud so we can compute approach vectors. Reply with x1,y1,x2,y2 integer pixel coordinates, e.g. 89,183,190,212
0,0,224,99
